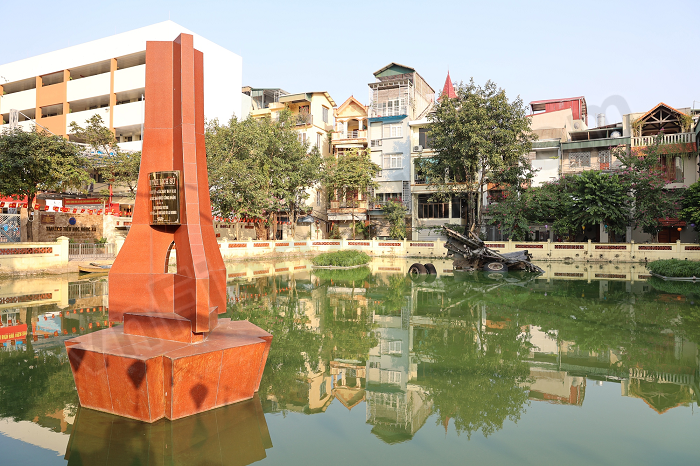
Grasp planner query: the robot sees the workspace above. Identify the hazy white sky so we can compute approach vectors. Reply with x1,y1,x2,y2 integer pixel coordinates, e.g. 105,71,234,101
3,0,699,126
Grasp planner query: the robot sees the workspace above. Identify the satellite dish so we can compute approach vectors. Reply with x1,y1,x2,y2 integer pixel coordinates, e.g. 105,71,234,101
573,122,581,130
611,131,621,138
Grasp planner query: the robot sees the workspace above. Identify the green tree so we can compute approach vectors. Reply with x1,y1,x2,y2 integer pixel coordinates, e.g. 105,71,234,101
206,112,323,239
614,137,682,238
0,128,91,241
483,161,536,240
680,181,700,238
324,148,380,239
381,198,408,239
565,170,632,238
69,114,141,200
425,79,535,232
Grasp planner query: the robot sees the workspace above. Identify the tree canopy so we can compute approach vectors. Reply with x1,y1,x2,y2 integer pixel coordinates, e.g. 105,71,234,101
69,114,141,199
0,128,91,240
206,111,323,239
425,79,535,232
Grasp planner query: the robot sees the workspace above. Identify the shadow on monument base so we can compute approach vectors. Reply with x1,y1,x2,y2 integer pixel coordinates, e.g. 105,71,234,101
64,394,272,466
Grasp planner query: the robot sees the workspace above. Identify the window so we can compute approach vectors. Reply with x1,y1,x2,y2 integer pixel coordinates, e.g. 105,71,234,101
317,132,322,149
380,99,402,116
316,190,321,206
418,128,433,149
382,340,402,354
322,106,329,124
298,132,307,144
382,123,402,138
663,155,684,183
418,194,449,218
386,370,402,384
599,150,611,169
369,361,381,369
319,380,327,399
383,153,403,169
569,151,590,168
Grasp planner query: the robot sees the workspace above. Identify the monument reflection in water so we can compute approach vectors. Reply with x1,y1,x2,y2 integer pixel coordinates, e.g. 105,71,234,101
64,395,272,466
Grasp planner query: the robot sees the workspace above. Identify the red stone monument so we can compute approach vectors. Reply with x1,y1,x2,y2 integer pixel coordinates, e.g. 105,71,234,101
65,33,271,422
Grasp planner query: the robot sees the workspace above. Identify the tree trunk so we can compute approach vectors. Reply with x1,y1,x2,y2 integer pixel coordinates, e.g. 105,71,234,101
26,210,34,242
25,191,35,242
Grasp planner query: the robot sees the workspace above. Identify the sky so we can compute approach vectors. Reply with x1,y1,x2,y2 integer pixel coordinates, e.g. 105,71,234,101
3,0,699,127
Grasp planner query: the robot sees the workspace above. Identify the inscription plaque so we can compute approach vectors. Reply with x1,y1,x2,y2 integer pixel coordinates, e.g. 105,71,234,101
149,171,181,225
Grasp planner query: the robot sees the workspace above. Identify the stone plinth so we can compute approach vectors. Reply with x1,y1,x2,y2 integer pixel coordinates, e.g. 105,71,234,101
65,32,271,423
66,320,271,421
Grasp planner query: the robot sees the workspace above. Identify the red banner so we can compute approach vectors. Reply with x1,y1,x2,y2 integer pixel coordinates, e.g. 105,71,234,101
0,324,27,343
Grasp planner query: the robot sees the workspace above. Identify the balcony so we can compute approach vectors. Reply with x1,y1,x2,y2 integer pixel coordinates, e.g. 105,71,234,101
331,130,367,143
67,73,110,102
0,88,36,114
67,108,109,132
329,200,368,213
113,101,144,127
117,140,143,152
0,120,34,132
370,199,410,210
368,105,409,119
631,132,696,148
114,64,146,93
295,113,312,126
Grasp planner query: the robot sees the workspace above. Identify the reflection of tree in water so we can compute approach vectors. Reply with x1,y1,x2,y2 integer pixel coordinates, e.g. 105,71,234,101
413,312,532,439
0,309,78,423
227,295,322,414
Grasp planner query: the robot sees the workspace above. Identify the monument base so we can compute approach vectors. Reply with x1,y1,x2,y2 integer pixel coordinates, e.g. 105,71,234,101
65,319,271,422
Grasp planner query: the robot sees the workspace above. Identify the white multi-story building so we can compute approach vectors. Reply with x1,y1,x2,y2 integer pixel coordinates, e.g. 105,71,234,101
0,21,242,152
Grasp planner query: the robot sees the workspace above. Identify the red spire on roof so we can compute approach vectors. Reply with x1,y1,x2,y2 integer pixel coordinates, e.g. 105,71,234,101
439,71,457,101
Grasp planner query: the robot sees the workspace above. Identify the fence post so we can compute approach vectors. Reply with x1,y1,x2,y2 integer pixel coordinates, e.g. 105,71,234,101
57,236,69,266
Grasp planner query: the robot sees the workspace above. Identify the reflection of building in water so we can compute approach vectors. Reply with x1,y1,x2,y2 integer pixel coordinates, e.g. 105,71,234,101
523,324,700,412
65,395,272,466
525,326,586,406
621,336,699,414
365,292,432,443
331,360,366,410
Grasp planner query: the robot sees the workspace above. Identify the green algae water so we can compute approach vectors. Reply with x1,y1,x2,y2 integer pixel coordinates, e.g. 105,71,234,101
1,259,698,465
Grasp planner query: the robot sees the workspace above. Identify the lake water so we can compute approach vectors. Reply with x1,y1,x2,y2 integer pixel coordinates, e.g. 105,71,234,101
1,259,698,465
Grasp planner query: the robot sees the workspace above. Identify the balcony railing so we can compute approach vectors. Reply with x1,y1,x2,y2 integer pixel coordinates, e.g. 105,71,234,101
563,161,611,173
631,132,696,147
295,113,312,126
329,200,368,211
332,130,367,141
368,105,408,118
371,200,410,210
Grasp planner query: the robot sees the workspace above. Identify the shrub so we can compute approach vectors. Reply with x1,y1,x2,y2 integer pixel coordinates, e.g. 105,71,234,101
646,259,700,278
312,250,370,267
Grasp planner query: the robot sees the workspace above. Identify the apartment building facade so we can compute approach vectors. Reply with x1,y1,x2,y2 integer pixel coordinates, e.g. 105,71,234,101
248,90,336,237
327,96,370,235
517,98,699,243
0,21,242,151
367,63,435,239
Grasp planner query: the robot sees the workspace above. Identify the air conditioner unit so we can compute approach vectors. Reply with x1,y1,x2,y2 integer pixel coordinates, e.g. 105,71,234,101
414,145,423,152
